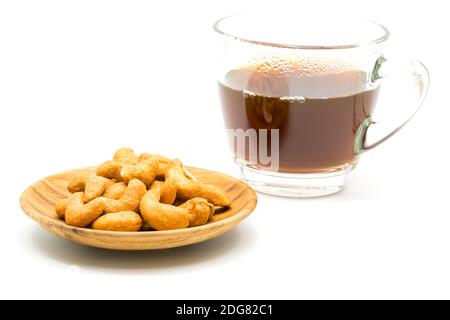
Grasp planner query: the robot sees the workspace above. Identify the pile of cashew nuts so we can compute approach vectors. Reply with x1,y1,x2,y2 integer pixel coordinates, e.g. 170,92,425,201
55,148,232,231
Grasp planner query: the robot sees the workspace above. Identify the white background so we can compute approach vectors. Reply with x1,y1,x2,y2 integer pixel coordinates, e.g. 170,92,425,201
0,0,448,299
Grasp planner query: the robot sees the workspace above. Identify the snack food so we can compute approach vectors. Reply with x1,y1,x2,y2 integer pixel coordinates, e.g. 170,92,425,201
64,192,105,228
101,178,147,213
96,148,172,188
180,197,215,227
154,180,177,205
92,211,142,231
165,160,232,207
140,183,190,231
67,174,115,202
55,198,69,219
140,182,216,230
103,182,127,200
54,148,231,231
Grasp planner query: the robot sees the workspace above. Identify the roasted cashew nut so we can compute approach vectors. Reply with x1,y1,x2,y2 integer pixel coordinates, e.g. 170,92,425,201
165,160,232,207
140,183,190,231
96,159,157,188
100,179,147,213
120,159,157,188
140,182,216,231
139,153,172,178
95,160,123,181
92,211,142,231
55,197,70,219
151,180,177,205
67,174,115,202
103,182,127,200
55,148,231,232
180,197,215,227
113,148,138,164
64,192,105,228
97,149,164,187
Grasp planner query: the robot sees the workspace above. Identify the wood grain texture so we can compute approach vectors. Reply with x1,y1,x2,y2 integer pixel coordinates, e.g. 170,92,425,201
19,167,257,250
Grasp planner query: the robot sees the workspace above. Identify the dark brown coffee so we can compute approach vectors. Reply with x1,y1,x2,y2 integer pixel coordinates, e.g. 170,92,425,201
218,60,379,173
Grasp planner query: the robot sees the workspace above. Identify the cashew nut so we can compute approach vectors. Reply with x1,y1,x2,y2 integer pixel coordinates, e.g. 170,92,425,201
180,197,215,227
95,159,121,181
92,211,142,231
140,182,216,231
140,184,190,231
64,192,105,228
152,180,177,205
67,174,114,202
120,159,157,187
139,153,172,178
97,149,159,187
55,197,69,219
54,148,232,232
103,182,127,200
113,147,138,164
165,160,231,207
101,179,146,213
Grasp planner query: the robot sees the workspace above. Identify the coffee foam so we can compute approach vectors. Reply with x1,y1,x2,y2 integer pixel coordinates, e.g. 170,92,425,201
222,56,369,98
244,55,358,77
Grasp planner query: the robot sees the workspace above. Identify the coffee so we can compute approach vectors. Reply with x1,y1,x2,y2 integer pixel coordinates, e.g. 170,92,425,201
218,58,379,173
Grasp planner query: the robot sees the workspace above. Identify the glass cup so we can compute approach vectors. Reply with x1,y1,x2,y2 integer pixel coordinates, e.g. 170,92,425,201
214,13,429,198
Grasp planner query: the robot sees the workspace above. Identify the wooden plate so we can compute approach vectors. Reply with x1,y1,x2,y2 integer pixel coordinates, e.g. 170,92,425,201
19,167,257,250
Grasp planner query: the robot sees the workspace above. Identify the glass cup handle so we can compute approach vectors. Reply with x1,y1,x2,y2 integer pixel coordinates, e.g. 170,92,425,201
354,57,430,154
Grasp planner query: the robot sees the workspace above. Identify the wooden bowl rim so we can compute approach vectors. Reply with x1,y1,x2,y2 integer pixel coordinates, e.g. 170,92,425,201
19,166,258,238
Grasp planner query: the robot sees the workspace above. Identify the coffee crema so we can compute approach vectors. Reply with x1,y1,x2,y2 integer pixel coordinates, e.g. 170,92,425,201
218,58,379,173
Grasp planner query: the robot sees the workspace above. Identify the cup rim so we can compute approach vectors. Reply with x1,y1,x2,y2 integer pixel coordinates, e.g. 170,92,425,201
213,13,390,50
